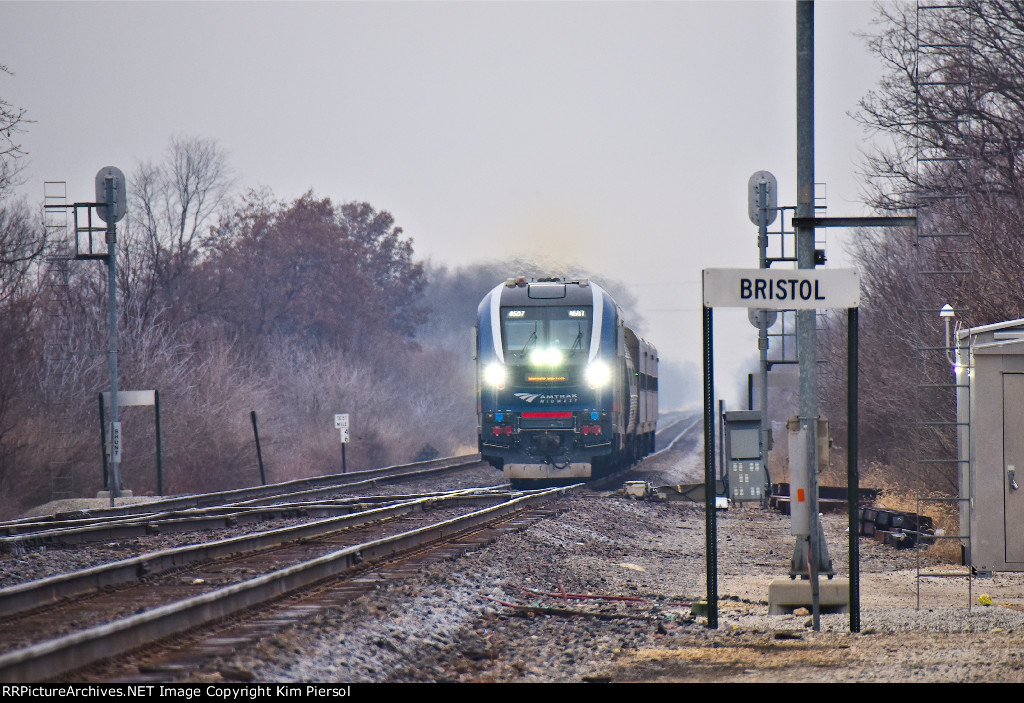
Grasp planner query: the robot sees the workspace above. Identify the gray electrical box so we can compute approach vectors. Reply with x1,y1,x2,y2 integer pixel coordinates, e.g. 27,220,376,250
723,410,766,503
956,318,1024,574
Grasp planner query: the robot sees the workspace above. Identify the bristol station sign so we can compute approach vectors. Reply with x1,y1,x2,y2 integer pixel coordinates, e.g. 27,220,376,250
702,268,861,310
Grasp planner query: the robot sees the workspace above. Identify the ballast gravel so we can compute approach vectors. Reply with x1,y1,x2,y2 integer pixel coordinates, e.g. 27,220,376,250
181,450,1024,684
13,441,1024,683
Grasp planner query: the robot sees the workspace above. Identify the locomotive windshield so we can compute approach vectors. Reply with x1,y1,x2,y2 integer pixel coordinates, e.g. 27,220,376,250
502,306,591,361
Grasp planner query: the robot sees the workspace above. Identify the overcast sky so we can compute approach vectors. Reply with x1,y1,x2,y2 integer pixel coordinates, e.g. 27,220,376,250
3,0,887,406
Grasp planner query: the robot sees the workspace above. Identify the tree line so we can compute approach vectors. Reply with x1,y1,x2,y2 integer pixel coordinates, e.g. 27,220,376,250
817,1,1024,492
0,127,487,515
0,119,671,515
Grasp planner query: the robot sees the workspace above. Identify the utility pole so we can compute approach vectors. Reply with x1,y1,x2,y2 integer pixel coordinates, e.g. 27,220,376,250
793,0,830,631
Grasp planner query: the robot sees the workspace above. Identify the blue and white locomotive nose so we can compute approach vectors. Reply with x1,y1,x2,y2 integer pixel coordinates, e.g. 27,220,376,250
475,276,658,485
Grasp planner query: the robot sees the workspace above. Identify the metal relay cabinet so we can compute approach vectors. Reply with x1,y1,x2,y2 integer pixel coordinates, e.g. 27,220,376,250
723,410,766,503
957,318,1024,574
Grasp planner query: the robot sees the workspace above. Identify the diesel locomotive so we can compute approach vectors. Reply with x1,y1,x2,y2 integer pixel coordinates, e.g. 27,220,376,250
475,276,657,483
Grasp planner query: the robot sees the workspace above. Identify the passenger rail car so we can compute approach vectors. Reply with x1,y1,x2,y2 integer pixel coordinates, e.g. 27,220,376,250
476,276,657,483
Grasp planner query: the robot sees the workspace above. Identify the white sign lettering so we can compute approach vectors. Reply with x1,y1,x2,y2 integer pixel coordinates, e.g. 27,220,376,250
111,421,122,462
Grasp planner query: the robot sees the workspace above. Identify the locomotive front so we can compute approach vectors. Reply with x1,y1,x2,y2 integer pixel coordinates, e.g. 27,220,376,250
476,276,620,483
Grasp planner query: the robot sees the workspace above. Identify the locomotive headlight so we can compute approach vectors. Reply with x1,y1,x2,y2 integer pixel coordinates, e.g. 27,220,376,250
484,363,507,389
586,361,611,388
529,348,563,366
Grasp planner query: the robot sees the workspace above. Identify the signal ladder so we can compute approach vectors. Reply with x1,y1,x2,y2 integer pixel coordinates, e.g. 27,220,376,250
41,181,76,500
912,1,975,607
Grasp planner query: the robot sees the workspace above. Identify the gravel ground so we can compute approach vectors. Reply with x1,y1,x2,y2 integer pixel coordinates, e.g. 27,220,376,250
10,435,1024,684
166,444,1024,684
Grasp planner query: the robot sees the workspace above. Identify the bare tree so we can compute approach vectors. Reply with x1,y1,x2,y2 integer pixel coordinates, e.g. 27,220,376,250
123,135,234,325
0,198,44,305
0,67,40,500
0,202,49,514
822,1,1024,485
0,66,39,310
0,64,30,199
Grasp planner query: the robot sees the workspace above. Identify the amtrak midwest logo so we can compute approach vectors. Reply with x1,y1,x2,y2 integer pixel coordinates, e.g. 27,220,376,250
514,392,541,403
514,392,580,404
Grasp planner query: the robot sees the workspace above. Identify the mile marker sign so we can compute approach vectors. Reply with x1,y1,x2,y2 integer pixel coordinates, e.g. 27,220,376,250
703,268,860,310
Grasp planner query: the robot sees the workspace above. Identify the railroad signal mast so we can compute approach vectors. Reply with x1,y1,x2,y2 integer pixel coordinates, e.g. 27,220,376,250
44,167,128,507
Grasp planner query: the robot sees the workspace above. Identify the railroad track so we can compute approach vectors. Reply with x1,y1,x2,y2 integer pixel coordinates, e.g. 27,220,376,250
0,484,577,682
0,454,487,553
0,416,700,682
648,414,702,459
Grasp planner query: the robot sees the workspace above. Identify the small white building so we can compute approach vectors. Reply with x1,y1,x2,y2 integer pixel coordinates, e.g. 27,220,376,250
956,318,1024,575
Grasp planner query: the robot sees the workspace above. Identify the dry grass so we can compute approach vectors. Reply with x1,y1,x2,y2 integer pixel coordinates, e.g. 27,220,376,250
0,325,480,519
767,441,964,565
859,461,963,563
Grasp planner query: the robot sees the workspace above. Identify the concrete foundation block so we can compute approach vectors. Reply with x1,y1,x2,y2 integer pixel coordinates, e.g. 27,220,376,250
768,577,850,614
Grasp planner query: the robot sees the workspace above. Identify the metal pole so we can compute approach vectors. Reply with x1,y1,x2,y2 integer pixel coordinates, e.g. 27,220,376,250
702,304,718,629
251,411,266,485
98,393,108,490
718,399,725,482
342,442,347,474
848,307,860,632
758,182,771,502
105,177,121,507
796,0,822,630
155,390,163,496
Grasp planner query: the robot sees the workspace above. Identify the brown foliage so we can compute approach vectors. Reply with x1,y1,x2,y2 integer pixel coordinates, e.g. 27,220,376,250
196,192,426,350
0,134,485,518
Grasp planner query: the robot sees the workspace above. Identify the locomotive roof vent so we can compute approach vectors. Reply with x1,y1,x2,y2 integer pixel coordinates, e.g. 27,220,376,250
504,275,588,289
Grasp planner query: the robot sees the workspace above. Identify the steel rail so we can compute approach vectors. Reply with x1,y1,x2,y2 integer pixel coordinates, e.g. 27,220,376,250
0,484,575,682
0,484,511,551
0,488,509,618
645,416,703,460
0,454,483,531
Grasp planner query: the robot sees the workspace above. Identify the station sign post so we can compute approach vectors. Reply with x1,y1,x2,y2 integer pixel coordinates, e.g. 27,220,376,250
701,267,861,633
